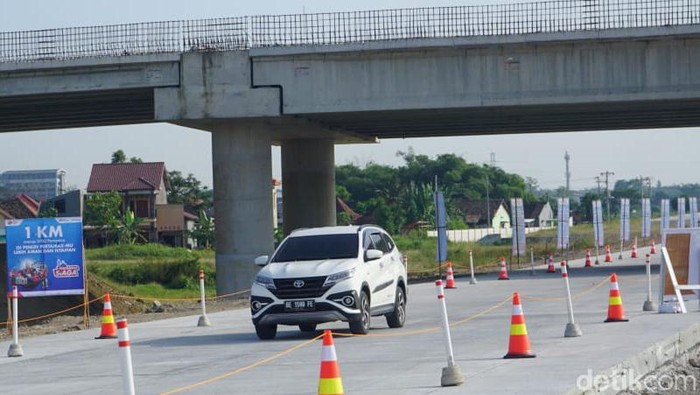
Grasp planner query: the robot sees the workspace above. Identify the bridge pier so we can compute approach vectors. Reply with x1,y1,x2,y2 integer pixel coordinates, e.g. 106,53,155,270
281,138,337,236
212,120,274,294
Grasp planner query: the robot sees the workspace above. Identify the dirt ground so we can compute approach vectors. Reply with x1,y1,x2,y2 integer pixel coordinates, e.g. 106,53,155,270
618,344,700,395
0,296,249,341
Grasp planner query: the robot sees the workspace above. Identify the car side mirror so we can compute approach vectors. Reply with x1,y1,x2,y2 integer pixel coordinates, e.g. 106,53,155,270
365,249,383,261
254,255,269,266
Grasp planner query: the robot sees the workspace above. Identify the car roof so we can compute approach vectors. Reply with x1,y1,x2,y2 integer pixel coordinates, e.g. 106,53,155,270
289,225,379,237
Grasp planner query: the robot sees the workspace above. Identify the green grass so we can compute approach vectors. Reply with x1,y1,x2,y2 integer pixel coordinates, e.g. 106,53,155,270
86,245,217,299
95,279,216,300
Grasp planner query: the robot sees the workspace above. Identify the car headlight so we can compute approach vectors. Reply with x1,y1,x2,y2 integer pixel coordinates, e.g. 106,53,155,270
323,268,356,287
254,274,276,290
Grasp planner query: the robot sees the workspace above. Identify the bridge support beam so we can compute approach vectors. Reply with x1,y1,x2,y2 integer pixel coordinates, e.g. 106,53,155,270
281,139,336,236
212,120,274,294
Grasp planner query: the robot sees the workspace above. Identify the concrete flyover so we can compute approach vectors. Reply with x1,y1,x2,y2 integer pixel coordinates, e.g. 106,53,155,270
1,0,700,294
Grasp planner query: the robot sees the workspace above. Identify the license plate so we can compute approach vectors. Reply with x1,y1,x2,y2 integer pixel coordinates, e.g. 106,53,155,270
284,300,315,312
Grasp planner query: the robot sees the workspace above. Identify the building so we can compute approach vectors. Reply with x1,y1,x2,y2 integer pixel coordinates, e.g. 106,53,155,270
0,169,67,200
0,194,40,243
40,190,84,218
524,201,555,228
455,199,511,229
87,162,170,242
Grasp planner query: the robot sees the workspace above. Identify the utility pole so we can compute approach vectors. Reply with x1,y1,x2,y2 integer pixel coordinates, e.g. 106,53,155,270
485,174,491,229
638,176,651,199
601,171,615,221
565,151,571,194
595,176,602,195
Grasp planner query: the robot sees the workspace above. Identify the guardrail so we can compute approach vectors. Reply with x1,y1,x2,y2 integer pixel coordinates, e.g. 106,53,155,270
1,0,699,63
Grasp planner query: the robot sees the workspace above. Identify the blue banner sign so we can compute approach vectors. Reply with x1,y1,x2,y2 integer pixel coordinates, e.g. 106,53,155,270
5,217,84,297
434,191,448,263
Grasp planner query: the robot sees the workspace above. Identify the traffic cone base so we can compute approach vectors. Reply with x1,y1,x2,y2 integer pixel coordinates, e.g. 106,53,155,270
503,293,536,359
445,262,457,289
96,294,118,339
318,330,344,395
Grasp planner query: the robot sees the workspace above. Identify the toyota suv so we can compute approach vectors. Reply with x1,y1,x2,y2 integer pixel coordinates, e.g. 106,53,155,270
250,225,407,339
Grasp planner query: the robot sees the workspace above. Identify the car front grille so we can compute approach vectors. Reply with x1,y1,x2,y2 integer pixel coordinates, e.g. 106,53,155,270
271,276,330,299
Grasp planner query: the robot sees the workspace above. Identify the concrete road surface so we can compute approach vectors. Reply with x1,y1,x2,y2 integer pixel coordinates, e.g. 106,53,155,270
1,247,698,395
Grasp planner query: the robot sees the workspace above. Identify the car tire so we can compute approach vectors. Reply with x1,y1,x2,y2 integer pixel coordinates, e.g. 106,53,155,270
255,323,277,340
299,323,317,332
349,291,370,335
385,286,406,328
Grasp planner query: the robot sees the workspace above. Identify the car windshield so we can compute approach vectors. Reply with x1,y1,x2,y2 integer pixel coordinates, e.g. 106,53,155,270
272,234,359,262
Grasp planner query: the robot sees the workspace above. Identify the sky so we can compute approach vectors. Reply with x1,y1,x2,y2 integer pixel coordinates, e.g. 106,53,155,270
2,0,699,192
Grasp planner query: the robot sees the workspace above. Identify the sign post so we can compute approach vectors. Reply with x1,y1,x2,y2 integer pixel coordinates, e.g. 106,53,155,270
5,217,85,297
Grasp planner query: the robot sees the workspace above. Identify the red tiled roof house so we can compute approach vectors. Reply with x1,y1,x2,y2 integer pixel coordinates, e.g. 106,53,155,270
87,162,170,242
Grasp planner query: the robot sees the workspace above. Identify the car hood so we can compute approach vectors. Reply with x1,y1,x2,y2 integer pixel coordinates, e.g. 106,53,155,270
260,258,356,278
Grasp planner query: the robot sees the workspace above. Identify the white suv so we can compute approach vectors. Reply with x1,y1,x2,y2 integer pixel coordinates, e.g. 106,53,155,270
250,225,407,339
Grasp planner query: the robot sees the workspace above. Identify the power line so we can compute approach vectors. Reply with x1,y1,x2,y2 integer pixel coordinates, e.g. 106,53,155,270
601,171,615,221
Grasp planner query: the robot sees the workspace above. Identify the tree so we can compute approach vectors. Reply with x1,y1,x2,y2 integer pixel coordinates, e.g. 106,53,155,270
335,150,540,233
111,150,126,164
84,191,122,228
167,170,211,212
188,209,215,248
38,202,58,218
111,149,143,164
115,208,146,245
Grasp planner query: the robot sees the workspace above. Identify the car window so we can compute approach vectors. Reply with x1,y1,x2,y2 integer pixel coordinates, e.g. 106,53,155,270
370,232,390,253
381,233,395,252
271,234,358,262
362,230,375,251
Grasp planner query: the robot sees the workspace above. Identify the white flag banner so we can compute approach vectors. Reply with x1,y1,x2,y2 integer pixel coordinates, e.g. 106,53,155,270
641,198,651,239
678,197,686,228
592,200,604,247
619,198,630,242
689,197,698,228
557,197,570,250
661,199,670,231
510,198,526,256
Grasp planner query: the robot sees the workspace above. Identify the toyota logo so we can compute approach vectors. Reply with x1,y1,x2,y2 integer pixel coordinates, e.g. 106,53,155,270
293,280,305,288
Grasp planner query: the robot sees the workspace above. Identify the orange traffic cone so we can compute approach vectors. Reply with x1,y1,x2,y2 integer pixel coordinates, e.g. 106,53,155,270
604,273,629,323
318,330,344,395
445,262,457,289
96,293,118,339
504,292,535,359
546,254,556,273
650,240,657,254
584,249,593,267
604,245,613,263
498,257,509,280
631,243,638,258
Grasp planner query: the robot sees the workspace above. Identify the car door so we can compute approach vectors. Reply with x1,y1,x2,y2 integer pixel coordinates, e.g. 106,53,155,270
367,230,395,309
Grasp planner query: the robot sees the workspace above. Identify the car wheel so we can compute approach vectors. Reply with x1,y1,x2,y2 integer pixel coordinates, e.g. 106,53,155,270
349,291,370,335
255,323,277,340
299,323,317,332
385,286,406,328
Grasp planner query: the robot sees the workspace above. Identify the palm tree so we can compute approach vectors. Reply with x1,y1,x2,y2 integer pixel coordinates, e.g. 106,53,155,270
188,209,215,248
114,208,147,245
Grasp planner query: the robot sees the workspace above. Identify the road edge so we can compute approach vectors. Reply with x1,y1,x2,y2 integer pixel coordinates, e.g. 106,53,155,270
564,321,700,395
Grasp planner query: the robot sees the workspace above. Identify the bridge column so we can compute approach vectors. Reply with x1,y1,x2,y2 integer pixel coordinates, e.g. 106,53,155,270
212,120,274,294
281,139,336,235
